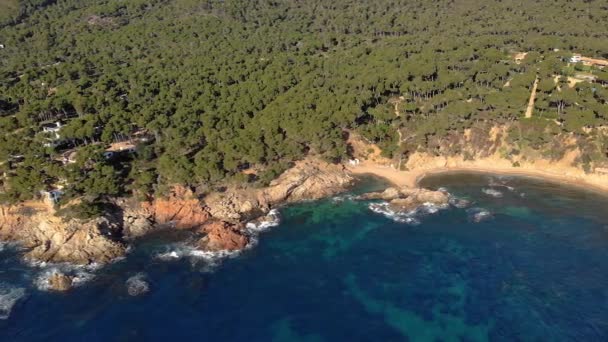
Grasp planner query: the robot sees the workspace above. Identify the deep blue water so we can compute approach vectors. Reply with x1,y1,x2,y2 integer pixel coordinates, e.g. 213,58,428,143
1,173,608,341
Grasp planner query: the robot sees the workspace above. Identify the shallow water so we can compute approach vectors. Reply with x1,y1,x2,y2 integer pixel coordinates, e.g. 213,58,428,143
1,173,608,341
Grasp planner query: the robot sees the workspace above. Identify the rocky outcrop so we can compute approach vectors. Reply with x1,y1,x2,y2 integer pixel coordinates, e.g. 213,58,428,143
48,273,74,292
0,204,126,265
118,186,211,239
205,158,354,222
197,221,249,251
0,159,352,266
357,187,449,212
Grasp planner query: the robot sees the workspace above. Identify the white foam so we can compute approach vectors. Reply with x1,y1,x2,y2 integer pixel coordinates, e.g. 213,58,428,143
126,273,149,296
33,265,96,291
245,209,281,233
482,188,503,198
154,243,242,272
331,194,355,203
466,207,493,223
368,202,421,225
0,285,26,320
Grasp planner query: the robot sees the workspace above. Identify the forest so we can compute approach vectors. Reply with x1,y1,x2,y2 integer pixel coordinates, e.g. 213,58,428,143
1,0,608,204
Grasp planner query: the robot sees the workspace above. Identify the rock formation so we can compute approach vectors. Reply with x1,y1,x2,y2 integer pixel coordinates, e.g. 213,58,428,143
205,158,354,221
0,204,126,265
197,221,249,251
119,186,211,239
357,187,449,212
48,273,74,292
0,158,353,267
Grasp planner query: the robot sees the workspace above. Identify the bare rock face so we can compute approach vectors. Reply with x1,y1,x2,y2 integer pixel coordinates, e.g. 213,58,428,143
48,273,74,292
263,159,354,203
118,186,212,239
357,187,449,211
0,204,126,265
204,190,265,223
205,158,354,222
152,186,211,229
197,221,249,251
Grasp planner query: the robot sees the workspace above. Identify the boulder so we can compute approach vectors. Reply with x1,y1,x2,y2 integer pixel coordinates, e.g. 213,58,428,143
198,221,249,251
48,273,73,292
357,187,449,212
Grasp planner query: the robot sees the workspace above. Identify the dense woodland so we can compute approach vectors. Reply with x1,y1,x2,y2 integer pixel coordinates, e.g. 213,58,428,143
1,0,608,204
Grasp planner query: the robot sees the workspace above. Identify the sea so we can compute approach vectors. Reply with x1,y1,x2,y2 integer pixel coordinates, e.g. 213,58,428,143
1,173,607,341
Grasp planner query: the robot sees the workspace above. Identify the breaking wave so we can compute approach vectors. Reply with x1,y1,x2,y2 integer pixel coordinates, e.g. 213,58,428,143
466,207,493,223
155,243,242,272
331,194,355,203
245,209,281,233
368,202,421,225
32,264,97,291
368,201,450,225
0,284,26,320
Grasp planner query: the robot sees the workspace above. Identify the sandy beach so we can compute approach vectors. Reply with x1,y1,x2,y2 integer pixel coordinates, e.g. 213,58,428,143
347,157,608,195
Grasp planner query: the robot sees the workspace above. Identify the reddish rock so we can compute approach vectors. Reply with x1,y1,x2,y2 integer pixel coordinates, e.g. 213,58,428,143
198,221,249,251
151,186,211,229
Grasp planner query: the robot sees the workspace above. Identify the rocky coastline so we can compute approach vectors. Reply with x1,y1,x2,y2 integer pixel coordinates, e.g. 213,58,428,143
0,158,362,290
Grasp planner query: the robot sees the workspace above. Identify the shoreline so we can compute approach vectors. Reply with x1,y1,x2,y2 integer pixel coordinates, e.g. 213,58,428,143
347,160,608,195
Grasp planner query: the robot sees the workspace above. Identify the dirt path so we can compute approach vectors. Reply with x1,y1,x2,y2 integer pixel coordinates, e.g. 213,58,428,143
525,77,539,119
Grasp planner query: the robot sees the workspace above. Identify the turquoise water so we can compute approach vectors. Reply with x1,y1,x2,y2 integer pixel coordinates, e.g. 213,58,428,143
1,173,608,341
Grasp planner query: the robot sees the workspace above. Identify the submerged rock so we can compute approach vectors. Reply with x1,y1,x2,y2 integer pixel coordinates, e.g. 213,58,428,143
357,186,449,212
48,273,74,292
0,285,26,319
126,273,149,296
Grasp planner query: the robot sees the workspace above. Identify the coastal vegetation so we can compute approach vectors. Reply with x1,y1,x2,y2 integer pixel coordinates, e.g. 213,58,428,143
1,0,608,206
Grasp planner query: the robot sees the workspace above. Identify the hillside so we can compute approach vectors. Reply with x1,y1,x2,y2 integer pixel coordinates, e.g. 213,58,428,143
1,0,608,210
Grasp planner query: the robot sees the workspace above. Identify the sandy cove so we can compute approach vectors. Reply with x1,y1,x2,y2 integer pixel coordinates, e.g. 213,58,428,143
347,152,608,194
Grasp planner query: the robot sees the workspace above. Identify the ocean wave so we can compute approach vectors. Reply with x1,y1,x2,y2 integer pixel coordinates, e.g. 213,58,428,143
482,188,503,198
155,243,242,271
466,207,493,223
0,285,26,320
126,273,150,296
368,202,420,225
488,178,515,191
331,194,355,203
33,265,96,291
245,209,281,233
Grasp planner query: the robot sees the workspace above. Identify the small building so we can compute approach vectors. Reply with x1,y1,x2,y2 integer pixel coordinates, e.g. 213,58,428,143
570,54,582,63
0,44,4,49
105,141,136,156
41,122,64,147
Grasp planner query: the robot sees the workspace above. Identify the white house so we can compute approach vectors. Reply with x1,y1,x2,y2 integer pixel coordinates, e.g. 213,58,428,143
570,54,582,63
